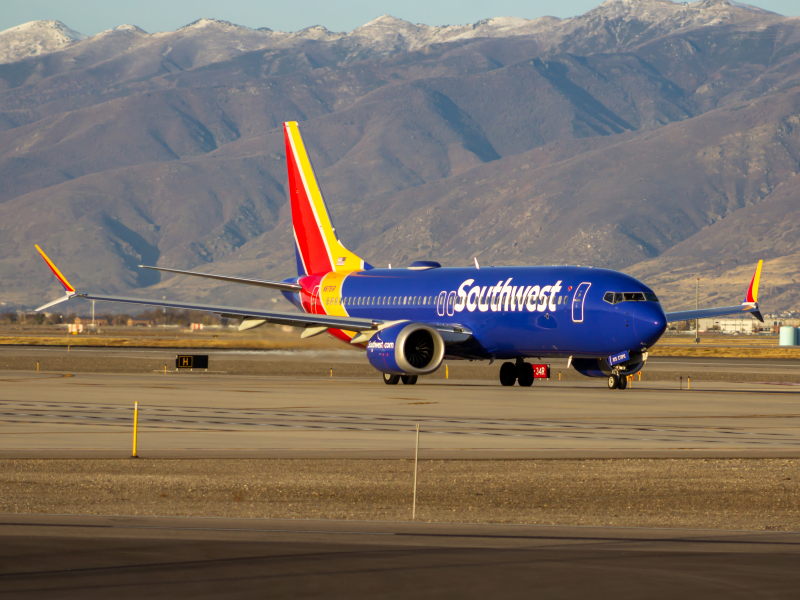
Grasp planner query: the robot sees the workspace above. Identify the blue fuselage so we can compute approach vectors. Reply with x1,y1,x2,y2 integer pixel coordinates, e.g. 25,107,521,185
285,265,667,361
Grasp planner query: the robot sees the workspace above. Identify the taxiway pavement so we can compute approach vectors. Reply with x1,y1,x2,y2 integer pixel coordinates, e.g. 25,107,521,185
2,514,799,599
2,370,799,458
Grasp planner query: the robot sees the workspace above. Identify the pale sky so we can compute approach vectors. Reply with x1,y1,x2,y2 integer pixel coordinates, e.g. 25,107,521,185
1,0,797,36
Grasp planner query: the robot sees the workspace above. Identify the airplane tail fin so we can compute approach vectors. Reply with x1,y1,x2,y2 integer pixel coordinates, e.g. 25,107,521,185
283,121,371,276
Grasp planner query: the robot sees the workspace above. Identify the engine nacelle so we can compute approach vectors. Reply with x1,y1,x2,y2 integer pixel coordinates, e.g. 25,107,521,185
572,355,645,378
366,322,445,376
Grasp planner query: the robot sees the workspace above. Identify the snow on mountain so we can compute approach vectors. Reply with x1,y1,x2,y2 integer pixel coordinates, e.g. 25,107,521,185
0,20,87,64
0,1,786,68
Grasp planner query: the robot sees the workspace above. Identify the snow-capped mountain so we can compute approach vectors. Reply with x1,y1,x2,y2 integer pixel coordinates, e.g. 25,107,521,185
1,0,800,311
0,20,86,64
0,0,786,67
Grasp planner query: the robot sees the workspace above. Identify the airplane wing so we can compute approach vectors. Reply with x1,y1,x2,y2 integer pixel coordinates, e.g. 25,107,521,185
138,265,301,292
664,261,764,323
34,246,381,333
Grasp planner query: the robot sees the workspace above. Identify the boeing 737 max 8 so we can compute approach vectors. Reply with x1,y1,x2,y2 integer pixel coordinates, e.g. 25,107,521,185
35,122,764,389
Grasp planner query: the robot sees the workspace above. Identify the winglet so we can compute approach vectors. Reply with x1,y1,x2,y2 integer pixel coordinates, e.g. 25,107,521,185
743,260,762,305
36,245,76,294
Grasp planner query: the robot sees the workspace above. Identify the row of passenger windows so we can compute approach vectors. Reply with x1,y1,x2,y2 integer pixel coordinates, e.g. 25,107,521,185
603,291,659,304
326,294,575,308
326,296,438,307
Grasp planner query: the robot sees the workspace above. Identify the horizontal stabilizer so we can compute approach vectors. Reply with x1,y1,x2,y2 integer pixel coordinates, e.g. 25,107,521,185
139,265,301,292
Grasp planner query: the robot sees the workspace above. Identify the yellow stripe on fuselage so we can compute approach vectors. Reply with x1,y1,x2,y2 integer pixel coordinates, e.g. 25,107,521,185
318,271,357,339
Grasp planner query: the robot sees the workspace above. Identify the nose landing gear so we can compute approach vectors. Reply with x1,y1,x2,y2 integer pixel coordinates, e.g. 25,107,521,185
607,373,628,390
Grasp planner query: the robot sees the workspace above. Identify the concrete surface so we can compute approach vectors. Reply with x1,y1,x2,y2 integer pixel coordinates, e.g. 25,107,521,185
2,514,799,599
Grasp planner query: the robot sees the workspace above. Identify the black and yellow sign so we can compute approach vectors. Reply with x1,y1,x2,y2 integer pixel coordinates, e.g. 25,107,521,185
176,355,209,369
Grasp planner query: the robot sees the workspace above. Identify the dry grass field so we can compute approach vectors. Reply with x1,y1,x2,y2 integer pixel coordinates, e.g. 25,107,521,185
1,326,797,358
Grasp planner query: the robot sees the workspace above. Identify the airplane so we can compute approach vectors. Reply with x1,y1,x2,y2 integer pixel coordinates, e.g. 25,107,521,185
34,121,765,390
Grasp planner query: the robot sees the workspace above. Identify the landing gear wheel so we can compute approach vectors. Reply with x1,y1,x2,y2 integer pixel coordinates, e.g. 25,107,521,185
619,375,628,390
517,363,534,387
500,362,518,386
383,373,400,385
401,375,418,385
607,374,620,389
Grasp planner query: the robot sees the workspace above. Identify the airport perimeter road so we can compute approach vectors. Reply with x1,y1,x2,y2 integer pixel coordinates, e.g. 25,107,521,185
2,371,800,458
1,514,799,599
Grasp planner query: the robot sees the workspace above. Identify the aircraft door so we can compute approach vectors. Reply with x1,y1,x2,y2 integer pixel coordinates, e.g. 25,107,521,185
437,291,447,317
311,286,322,314
571,282,591,323
446,291,456,317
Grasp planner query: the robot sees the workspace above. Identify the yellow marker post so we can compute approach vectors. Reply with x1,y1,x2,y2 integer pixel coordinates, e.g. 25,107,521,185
132,401,139,458
446,365,449,379
164,365,167,375
36,361,39,372
559,372,561,381
688,377,691,390
638,371,642,382
67,345,70,353
330,369,333,378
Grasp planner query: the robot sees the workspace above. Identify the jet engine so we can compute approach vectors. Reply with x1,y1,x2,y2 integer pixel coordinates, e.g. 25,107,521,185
366,322,445,376
571,353,645,378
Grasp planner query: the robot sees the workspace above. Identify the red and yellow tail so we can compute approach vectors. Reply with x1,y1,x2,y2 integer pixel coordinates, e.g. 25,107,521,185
284,122,370,276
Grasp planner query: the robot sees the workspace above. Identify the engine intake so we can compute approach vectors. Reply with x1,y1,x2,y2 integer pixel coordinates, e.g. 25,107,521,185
572,353,645,378
366,322,445,375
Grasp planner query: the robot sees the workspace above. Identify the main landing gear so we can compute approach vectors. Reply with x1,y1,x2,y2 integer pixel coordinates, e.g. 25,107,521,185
383,373,418,385
607,373,628,390
499,359,534,387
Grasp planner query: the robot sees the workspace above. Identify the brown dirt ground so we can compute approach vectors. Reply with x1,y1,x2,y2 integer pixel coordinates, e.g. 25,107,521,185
2,459,798,531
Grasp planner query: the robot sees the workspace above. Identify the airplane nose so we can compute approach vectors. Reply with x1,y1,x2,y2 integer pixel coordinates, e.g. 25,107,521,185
634,303,667,347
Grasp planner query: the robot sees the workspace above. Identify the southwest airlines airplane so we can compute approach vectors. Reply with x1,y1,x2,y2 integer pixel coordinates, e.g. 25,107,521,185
35,122,764,389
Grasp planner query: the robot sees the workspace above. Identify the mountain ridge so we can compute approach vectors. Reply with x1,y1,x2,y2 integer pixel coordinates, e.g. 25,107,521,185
0,0,798,315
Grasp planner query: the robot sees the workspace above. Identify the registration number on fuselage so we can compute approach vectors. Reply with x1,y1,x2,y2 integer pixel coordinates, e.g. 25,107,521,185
607,351,630,366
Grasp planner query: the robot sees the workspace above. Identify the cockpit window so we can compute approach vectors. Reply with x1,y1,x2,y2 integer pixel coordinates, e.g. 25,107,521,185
623,292,645,302
604,291,660,304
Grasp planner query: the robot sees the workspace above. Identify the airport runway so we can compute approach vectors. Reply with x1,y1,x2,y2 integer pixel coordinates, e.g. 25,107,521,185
2,370,800,457
2,514,799,599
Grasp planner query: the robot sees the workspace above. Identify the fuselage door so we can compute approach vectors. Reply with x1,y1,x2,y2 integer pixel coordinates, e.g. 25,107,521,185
572,282,591,323
311,286,322,314
437,291,447,317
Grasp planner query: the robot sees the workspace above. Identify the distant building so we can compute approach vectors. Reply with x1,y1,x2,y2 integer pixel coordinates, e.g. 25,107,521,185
697,317,795,334
126,318,152,327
